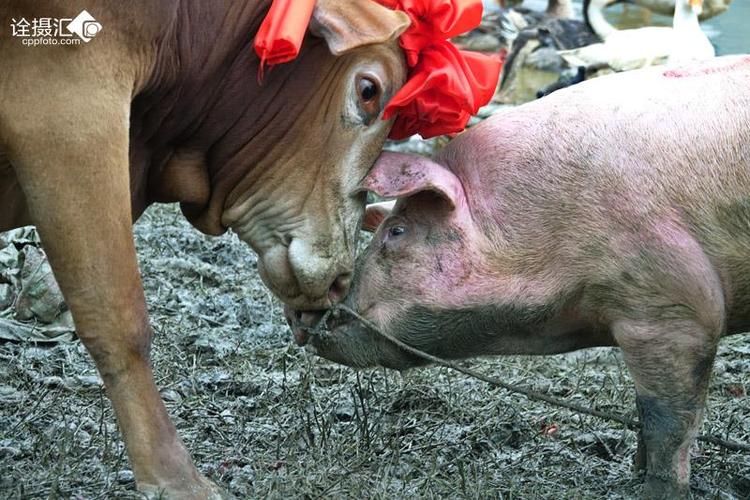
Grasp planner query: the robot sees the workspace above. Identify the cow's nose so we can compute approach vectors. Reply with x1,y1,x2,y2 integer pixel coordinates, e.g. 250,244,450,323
327,273,351,304
286,238,353,306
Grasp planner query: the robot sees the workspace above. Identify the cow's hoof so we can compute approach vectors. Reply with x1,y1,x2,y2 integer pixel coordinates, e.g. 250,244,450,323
138,475,236,500
642,475,689,500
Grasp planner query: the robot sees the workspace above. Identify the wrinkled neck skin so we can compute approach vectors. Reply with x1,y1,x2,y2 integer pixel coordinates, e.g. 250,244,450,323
131,0,268,227
132,0,329,233
131,0,386,234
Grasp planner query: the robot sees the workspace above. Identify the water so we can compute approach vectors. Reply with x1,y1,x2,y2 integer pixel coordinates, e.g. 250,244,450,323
500,0,750,55
695,1,750,55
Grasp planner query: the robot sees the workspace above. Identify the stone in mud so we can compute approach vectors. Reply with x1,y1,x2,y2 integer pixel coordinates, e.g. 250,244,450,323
0,283,13,310
14,246,66,324
0,244,19,286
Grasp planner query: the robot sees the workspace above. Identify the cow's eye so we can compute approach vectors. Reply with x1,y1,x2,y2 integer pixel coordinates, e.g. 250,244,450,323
358,77,379,102
356,75,382,123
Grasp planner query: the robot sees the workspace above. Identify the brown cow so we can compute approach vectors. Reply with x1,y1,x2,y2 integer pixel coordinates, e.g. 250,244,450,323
0,0,409,497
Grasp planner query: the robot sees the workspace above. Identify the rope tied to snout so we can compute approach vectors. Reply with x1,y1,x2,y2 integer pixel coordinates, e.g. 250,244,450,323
302,303,750,454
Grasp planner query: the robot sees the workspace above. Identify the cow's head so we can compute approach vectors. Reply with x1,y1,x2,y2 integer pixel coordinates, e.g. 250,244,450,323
182,0,410,310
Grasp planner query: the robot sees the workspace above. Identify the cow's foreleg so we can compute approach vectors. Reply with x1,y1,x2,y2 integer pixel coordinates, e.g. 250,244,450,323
613,316,719,500
4,78,223,498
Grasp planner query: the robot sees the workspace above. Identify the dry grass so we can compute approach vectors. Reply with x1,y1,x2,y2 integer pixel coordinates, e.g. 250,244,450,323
1,204,748,499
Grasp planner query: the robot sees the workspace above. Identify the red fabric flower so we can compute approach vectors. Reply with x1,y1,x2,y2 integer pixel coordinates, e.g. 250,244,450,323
377,0,483,66
253,0,502,140
383,39,500,139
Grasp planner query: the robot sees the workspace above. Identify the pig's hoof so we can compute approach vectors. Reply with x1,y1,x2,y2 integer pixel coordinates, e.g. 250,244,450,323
642,475,689,500
139,475,236,500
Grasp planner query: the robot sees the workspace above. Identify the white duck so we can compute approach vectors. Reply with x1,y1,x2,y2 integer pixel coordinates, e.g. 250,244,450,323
558,0,714,72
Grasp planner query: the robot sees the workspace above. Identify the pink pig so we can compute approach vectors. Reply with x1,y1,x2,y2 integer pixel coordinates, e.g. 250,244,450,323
287,55,750,498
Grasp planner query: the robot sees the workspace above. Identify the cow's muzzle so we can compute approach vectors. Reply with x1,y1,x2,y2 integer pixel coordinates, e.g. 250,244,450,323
257,239,352,309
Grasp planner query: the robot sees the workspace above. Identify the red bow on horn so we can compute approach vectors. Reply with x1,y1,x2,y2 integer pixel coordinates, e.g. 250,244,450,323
253,0,502,140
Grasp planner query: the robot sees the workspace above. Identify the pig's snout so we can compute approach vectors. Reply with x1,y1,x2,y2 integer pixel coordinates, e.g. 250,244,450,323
284,304,419,370
284,306,350,346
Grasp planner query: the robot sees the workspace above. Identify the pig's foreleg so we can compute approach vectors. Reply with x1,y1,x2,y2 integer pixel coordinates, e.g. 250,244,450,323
613,318,719,499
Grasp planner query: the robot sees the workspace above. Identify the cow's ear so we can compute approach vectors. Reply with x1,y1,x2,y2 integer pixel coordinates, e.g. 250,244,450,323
311,0,411,56
362,200,396,232
358,152,465,211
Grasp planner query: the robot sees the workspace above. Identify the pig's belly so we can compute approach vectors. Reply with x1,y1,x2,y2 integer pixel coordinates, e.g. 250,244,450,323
698,199,750,336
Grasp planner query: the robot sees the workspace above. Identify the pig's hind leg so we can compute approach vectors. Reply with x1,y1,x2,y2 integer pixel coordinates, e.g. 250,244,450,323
606,229,725,499
613,316,719,499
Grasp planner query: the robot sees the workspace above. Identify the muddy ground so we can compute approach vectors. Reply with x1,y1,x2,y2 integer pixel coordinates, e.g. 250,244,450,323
0,201,748,499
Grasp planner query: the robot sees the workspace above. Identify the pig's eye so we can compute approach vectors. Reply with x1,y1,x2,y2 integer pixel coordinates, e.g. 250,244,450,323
389,225,406,237
381,222,407,252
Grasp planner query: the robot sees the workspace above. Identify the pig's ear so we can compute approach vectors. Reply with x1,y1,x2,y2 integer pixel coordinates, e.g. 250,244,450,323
362,200,396,232
358,152,465,211
311,0,411,56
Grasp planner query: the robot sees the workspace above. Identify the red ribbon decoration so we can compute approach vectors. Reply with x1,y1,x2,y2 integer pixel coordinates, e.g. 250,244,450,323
253,0,502,140
254,0,315,68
